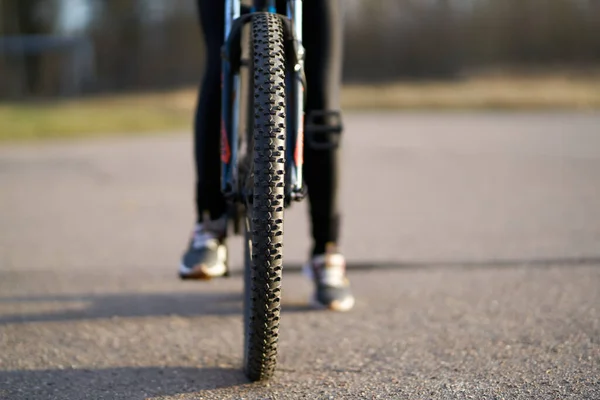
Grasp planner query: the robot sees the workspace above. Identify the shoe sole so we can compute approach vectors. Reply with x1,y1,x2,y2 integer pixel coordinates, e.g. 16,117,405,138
310,294,356,312
179,264,229,281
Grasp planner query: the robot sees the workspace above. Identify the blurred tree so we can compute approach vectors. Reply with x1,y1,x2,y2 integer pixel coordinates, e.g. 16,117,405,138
87,0,203,92
1,0,59,94
3,0,600,97
91,0,142,90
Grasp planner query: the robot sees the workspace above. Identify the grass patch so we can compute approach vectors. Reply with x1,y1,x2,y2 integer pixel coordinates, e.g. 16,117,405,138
343,75,600,110
2,75,600,143
0,91,193,142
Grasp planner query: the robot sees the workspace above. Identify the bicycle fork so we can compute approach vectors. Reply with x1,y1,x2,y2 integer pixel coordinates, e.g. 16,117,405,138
220,0,307,207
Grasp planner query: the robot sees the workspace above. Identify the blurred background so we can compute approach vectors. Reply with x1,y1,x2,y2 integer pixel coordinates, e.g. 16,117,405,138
2,4,600,396
1,0,600,139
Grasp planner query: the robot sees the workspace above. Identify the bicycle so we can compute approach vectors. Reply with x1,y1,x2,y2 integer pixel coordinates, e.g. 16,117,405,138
220,0,311,381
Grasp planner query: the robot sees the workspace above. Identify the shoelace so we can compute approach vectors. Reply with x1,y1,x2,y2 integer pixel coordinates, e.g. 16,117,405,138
192,230,218,249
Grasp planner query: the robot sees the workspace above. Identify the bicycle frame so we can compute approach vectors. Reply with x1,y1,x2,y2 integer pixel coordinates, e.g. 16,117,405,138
220,0,306,206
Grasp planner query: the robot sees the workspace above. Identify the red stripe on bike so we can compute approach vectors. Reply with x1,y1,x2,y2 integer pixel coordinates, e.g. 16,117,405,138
295,114,304,166
221,119,231,164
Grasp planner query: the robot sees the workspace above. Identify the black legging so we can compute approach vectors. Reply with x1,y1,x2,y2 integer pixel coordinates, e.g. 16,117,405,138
195,0,344,255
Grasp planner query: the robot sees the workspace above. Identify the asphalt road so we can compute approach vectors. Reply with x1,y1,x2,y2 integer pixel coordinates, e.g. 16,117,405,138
1,112,599,399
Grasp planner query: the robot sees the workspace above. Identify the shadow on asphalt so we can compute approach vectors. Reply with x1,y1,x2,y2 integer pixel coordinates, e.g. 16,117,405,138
0,291,243,325
1,257,598,325
318,256,598,272
0,290,319,325
0,366,249,399
232,256,600,277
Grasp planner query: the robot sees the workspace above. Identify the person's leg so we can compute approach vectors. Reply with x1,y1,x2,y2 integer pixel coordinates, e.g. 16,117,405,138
302,0,354,311
194,0,227,222
302,0,344,256
180,0,228,280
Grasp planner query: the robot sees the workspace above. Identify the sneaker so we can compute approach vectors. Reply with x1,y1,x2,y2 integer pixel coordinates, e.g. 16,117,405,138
303,246,355,312
179,217,228,280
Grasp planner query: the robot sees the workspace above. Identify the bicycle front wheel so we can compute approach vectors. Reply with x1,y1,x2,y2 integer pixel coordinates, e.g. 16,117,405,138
243,12,287,382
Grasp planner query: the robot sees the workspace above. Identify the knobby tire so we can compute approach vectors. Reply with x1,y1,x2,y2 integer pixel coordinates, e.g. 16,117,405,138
243,12,287,382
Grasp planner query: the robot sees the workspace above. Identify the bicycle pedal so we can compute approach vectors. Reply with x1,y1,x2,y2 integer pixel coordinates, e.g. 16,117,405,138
305,110,343,150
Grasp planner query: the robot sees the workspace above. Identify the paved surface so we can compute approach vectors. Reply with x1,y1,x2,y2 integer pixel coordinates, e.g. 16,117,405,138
1,112,599,399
